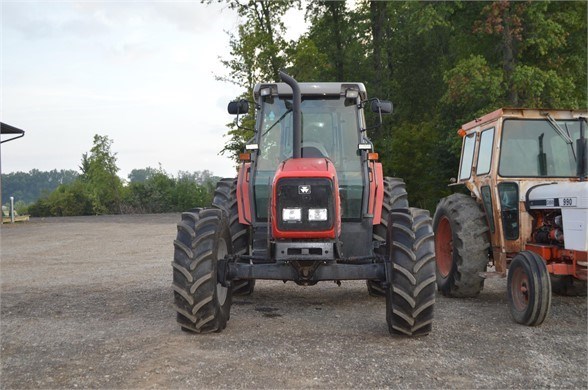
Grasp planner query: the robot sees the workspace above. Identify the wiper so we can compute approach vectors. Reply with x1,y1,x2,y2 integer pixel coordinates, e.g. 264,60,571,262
545,113,573,144
564,122,577,161
545,113,576,161
262,107,292,137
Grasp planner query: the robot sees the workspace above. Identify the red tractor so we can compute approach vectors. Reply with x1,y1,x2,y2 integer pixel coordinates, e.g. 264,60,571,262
172,72,436,336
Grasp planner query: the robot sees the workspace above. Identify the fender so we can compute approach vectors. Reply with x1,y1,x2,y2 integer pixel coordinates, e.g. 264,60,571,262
370,162,385,225
236,162,252,225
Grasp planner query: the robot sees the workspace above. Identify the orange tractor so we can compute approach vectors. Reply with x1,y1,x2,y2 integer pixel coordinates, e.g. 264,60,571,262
434,108,587,326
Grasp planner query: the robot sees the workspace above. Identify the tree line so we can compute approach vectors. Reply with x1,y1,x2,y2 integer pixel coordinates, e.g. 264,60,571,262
1,169,78,206
215,0,587,210
3,135,218,217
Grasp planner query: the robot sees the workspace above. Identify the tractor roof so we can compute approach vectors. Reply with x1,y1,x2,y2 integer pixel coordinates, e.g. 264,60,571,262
461,108,587,132
254,82,367,100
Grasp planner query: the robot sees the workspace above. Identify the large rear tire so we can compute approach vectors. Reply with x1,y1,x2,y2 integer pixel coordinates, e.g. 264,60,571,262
172,208,232,333
212,178,255,296
368,177,408,297
507,251,551,326
433,193,490,297
386,208,436,336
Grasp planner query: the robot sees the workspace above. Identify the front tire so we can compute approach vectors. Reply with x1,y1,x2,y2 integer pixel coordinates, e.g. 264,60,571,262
507,251,551,326
368,177,408,296
433,193,490,297
212,178,255,296
386,208,436,336
172,208,232,333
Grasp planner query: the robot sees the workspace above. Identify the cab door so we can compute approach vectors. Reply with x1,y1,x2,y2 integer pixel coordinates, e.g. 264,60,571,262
473,124,500,256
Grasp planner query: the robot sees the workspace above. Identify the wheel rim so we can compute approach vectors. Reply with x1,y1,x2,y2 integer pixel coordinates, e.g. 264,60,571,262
435,216,453,278
216,238,228,306
510,266,529,311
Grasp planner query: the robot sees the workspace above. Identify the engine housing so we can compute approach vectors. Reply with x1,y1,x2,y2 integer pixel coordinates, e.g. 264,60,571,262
527,182,588,251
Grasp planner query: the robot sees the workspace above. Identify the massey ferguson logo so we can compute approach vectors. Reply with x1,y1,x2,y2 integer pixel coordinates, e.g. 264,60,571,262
298,185,311,194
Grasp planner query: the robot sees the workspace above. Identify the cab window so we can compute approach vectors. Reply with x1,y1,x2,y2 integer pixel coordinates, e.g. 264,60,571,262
459,133,476,180
476,128,495,175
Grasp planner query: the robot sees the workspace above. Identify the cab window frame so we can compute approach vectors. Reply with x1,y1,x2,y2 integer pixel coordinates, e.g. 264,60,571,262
476,127,495,176
459,132,477,181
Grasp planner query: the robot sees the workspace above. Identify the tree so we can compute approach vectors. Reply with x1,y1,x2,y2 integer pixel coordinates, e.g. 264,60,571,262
128,167,159,183
82,134,123,214
470,0,586,109
302,1,349,81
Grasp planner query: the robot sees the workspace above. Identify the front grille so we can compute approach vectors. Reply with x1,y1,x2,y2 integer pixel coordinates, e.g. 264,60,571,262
276,178,334,231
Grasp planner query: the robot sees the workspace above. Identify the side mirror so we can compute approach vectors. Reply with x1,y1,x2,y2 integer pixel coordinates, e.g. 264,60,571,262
371,99,393,114
228,100,249,115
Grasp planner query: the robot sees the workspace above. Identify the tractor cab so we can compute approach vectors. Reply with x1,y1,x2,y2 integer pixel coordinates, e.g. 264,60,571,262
232,75,392,260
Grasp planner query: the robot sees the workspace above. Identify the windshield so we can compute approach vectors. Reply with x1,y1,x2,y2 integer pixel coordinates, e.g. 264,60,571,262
253,97,364,220
499,119,581,177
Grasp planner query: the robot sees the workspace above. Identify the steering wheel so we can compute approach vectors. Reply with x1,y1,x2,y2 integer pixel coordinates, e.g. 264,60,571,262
301,141,329,158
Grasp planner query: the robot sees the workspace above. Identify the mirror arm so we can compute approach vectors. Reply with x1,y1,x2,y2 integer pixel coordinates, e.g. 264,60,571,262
233,99,256,132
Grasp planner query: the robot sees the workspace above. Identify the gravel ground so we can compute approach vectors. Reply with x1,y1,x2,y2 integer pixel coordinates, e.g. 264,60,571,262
1,214,586,389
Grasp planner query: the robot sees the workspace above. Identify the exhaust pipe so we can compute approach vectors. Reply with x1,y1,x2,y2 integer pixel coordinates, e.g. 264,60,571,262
279,71,302,159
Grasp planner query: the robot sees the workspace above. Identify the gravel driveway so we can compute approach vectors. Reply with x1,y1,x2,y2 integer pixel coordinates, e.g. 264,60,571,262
1,214,586,389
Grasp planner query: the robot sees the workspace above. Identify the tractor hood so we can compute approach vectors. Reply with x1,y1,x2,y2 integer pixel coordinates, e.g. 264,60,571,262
271,158,341,240
527,182,588,210
277,158,334,176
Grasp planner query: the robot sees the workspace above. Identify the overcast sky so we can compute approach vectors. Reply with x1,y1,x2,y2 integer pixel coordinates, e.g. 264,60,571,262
1,1,307,179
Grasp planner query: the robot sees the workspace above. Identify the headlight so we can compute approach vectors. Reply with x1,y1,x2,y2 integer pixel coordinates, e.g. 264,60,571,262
282,208,302,222
308,208,328,221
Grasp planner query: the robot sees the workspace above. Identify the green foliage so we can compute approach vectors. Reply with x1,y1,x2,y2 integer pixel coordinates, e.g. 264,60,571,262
128,167,159,183
81,134,123,214
442,55,503,122
121,168,217,214
26,134,220,217
28,180,93,217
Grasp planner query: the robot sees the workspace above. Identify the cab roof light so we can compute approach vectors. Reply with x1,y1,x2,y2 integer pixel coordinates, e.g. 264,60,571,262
345,89,359,99
457,128,467,137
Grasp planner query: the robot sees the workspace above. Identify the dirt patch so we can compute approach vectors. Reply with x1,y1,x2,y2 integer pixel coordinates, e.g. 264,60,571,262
1,214,586,388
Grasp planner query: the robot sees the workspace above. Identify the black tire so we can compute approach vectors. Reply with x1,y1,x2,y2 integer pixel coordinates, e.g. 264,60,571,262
212,178,255,296
368,177,409,297
172,208,232,333
507,251,551,326
386,208,436,336
433,193,490,297
550,275,587,297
